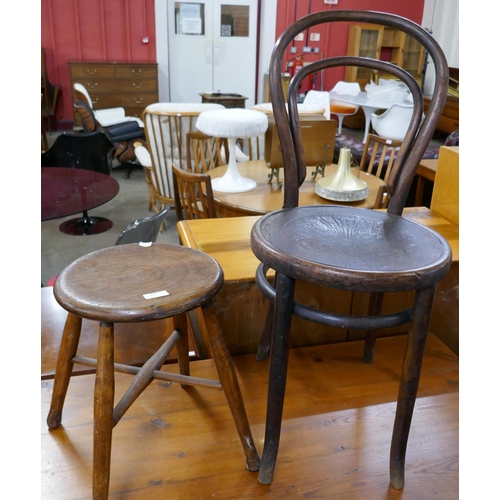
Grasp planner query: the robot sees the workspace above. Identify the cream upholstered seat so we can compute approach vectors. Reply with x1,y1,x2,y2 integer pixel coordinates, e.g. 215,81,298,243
134,103,225,213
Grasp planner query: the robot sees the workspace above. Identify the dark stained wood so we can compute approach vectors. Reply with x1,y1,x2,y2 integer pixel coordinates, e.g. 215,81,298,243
41,333,458,499
254,10,451,486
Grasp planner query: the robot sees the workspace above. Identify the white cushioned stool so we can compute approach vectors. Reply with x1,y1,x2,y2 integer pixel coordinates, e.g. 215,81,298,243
196,108,268,193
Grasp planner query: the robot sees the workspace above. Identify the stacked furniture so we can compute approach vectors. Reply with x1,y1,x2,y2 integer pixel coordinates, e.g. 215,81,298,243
69,61,158,127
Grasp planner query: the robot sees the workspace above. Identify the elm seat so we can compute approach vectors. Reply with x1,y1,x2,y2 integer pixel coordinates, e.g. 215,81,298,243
46,243,260,499
250,10,451,487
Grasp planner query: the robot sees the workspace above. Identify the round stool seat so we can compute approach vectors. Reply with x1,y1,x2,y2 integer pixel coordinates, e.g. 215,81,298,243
53,243,224,323
196,109,268,193
196,108,268,139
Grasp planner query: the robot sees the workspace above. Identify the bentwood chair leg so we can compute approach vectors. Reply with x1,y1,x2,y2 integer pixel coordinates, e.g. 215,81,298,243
93,322,115,500
256,275,278,362
259,273,296,485
47,313,83,429
363,292,385,363
256,302,274,361
390,286,435,490
201,300,261,472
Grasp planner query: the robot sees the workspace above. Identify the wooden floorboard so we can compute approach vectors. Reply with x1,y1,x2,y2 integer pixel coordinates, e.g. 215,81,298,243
41,334,458,499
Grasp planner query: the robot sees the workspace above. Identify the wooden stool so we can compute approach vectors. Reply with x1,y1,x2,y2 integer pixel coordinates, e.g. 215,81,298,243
46,243,260,499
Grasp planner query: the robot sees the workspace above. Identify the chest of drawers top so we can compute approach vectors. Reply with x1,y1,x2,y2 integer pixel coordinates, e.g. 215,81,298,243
69,61,157,79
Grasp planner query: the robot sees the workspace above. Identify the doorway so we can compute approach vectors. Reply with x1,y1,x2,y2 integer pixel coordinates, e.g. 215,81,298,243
167,0,258,106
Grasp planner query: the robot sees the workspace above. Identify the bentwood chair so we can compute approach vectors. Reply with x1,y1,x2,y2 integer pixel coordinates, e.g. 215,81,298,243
250,10,451,487
358,133,403,209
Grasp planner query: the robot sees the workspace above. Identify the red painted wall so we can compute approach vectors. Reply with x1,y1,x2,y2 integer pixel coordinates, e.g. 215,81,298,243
275,0,426,93
41,0,156,126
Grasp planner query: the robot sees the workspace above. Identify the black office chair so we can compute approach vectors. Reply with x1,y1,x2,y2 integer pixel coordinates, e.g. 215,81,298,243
41,131,116,175
250,11,451,487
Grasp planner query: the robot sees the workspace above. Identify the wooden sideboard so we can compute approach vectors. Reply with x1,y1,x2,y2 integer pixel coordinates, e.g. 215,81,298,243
69,61,158,126
424,95,459,134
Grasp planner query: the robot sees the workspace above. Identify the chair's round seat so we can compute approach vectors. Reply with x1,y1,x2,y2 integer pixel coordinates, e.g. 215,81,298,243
196,108,268,139
251,206,452,292
53,243,224,323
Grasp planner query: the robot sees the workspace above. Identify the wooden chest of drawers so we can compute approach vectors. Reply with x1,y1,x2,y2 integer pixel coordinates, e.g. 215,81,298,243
69,61,158,126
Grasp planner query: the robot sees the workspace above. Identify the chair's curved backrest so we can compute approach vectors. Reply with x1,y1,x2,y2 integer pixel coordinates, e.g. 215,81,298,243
142,103,225,205
303,90,331,120
73,83,93,108
172,165,218,221
74,100,98,132
40,131,115,175
186,131,228,173
370,103,414,141
114,207,170,245
270,11,448,215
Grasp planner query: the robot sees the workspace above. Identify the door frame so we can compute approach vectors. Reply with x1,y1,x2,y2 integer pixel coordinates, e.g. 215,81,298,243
155,0,276,104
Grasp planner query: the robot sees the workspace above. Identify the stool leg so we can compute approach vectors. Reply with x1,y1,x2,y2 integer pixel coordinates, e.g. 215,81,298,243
47,313,83,429
173,312,191,383
390,286,434,490
202,300,261,472
259,273,295,485
93,322,115,500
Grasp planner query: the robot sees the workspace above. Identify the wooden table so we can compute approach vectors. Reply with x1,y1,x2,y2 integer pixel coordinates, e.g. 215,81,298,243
415,158,438,206
208,160,386,217
177,207,459,356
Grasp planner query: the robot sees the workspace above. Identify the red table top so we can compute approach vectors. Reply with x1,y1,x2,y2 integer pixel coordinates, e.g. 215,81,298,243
41,167,120,221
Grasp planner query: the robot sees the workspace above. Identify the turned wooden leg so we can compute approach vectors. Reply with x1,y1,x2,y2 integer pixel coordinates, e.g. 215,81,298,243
173,312,191,384
363,292,385,363
93,322,115,500
258,273,295,485
47,313,83,429
202,300,261,472
390,286,434,490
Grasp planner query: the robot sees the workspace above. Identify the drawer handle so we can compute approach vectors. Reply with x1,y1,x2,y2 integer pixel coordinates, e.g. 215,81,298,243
92,98,99,104
132,83,143,88
86,69,98,75
132,69,142,75
88,83,98,89
134,97,144,104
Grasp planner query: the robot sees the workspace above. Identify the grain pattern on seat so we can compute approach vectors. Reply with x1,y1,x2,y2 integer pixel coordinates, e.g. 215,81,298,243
54,244,223,323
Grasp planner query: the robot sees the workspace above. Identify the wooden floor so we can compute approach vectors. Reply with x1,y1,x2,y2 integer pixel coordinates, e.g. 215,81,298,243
41,333,458,499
